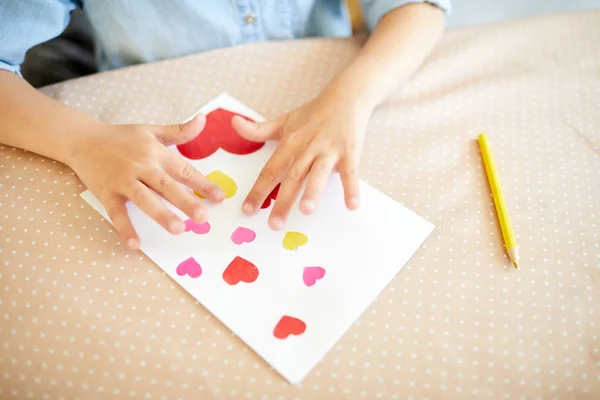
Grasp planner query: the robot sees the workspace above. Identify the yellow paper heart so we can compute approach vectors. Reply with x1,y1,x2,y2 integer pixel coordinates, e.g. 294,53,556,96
282,231,309,251
195,170,237,199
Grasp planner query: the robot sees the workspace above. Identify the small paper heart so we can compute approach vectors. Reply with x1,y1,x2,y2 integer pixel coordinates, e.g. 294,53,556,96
223,256,259,285
176,257,202,278
303,266,326,287
274,316,306,339
184,219,211,234
282,231,308,251
261,183,280,209
231,227,256,245
195,170,237,199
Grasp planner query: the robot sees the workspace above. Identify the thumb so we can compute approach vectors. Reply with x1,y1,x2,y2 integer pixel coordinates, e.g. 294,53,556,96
153,113,207,146
232,115,283,142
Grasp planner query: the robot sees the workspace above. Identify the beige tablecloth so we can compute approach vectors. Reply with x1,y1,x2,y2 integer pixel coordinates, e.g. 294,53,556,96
1,10,599,400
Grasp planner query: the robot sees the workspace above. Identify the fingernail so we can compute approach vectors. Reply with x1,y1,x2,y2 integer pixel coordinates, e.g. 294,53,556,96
127,238,140,249
301,199,316,213
169,220,185,234
348,197,360,210
270,217,284,231
212,188,225,200
242,203,254,215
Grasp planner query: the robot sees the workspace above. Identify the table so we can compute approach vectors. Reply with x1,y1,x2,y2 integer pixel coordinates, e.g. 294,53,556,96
1,10,599,400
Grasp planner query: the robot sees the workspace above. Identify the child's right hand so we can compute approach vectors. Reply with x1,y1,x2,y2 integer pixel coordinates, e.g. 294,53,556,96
67,114,225,249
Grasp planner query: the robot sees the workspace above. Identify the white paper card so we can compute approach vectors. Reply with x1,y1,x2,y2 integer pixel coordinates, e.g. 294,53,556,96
80,93,434,383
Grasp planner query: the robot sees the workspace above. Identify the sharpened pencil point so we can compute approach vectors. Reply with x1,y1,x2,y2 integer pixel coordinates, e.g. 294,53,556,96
513,262,518,269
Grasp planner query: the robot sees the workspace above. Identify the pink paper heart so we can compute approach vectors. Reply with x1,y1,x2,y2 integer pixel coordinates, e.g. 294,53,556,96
231,226,256,245
184,219,211,234
176,257,202,278
303,266,326,287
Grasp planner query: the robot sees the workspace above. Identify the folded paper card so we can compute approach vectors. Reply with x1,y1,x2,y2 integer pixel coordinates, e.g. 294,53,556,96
81,93,434,383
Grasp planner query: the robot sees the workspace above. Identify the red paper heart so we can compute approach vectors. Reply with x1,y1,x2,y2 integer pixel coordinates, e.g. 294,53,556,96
273,316,306,339
223,256,259,285
177,108,265,160
261,183,280,209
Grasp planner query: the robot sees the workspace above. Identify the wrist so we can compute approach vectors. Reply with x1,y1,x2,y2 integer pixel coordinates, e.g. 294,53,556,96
63,119,111,166
324,62,384,113
323,73,378,115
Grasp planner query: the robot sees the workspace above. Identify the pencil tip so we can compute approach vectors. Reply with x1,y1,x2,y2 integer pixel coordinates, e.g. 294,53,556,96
513,262,518,269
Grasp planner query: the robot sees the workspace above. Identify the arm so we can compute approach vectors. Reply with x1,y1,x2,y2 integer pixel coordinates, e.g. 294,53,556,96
0,70,106,164
234,2,446,230
0,0,91,161
332,2,446,111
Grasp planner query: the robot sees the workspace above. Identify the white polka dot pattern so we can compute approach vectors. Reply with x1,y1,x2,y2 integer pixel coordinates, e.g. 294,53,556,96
1,10,600,399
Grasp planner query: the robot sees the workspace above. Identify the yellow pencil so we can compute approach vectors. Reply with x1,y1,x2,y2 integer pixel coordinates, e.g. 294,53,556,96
477,133,520,269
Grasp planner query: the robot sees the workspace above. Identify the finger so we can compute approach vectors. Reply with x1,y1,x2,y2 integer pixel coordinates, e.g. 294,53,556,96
141,171,208,223
299,155,337,215
242,148,291,216
232,115,283,142
164,156,225,203
104,195,140,249
125,181,186,234
152,113,207,146
339,156,360,210
269,156,313,230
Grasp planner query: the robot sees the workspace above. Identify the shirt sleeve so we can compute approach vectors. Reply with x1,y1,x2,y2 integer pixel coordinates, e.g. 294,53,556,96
360,0,452,31
0,0,80,75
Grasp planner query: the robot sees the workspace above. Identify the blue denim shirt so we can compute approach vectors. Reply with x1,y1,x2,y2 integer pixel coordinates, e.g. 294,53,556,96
0,0,450,75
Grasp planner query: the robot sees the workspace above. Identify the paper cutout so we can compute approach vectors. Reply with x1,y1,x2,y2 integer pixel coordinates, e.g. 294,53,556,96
195,170,237,199
177,108,265,160
184,219,211,234
176,257,203,278
261,184,280,209
274,316,306,339
282,231,308,251
303,267,326,287
231,227,256,245
223,256,259,285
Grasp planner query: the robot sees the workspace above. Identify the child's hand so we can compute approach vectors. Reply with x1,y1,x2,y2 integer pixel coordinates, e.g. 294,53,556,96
68,115,225,249
232,88,370,230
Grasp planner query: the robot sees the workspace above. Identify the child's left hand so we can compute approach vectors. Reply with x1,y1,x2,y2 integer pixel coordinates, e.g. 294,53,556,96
232,87,371,230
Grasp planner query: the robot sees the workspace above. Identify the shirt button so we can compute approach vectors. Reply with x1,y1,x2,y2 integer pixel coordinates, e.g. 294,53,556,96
244,14,257,25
